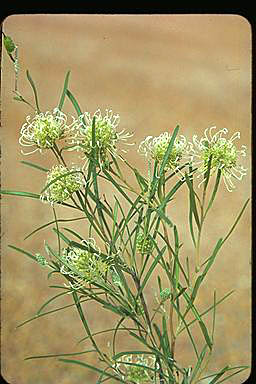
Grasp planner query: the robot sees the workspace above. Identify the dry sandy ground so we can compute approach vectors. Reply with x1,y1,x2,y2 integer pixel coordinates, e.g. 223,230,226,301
1,14,251,384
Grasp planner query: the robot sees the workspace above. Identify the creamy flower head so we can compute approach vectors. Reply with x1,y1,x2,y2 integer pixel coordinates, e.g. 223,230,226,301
40,164,83,205
69,108,134,167
138,132,189,171
60,239,111,288
19,108,79,155
190,126,247,191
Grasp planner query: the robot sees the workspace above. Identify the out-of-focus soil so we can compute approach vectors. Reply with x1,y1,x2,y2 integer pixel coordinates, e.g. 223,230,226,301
1,14,251,384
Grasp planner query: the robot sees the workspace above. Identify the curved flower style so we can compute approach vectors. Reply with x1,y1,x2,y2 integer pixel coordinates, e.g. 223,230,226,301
69,108,134,167
19,108,80,155
189,126,247,191
60,239,111,289
138,132,190,172
40,164,83,205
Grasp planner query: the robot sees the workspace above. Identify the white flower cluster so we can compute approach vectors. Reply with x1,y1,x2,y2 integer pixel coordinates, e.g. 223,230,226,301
139,126,247,192
69,108,134,167
19,108,80,154
19,107,247,192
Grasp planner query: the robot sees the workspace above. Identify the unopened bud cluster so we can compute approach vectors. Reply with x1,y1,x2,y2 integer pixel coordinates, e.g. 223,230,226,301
117,354,156,383
41,164,83,204
136,232,154,255
61,240,110,286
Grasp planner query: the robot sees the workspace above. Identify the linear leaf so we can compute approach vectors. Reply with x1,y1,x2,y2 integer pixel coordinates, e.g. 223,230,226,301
177,290,234,335
204,169,222,217
185,172,200,230
207,366,230,383
8,244,37,261
24,216,86,240
58,70,71,110
58,359,127,383
20,160,49,172
222,198,250,245
189,344,208,382
137,246,167,298
0,190,40,199
36,291,71,315
26,70,40,112
25,349,95,360
66,89,82,116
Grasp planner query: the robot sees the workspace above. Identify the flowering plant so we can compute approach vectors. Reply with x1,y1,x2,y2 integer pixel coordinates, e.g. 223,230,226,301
1,34,250,384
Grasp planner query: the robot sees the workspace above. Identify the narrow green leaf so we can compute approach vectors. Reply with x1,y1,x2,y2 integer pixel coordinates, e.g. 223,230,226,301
149,125,179,199
25,349,95,360
36,291,71,315
0,190,40,199
26,70,40,112
137,246,167,298
16,298,87,329
153,323,165,352
199,320,212,350
24,216,86,240
200,365,249,383
8,244,37,261
189,344,208,382
212,290,217,341
159,178,185,209
182,289,213,350
204,169,222,217
62,227,84,241
203,155,213,192
185,173,200,230
177,290,234,335
103,169,134,205
162,316,171,356
20,160,49,172
159,125,179,178
66,89,84,124
171,301,199,359
201,238,223,279
58,359,127,383
191,275,203,302
207,366,230,383
155,207,173,227
189,199,196,247
52,227,71,245
173,225,180,289
222,198,250,245
214,367,249,384
58,70,71,110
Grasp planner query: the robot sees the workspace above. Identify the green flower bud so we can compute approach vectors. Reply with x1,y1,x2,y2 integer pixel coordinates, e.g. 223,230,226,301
160,288,171,301
4,35,16,54
118,354,156,383
35,253,48,267
136,232,154,255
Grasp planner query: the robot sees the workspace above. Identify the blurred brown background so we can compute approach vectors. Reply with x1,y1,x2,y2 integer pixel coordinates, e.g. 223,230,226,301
1,15,251,384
